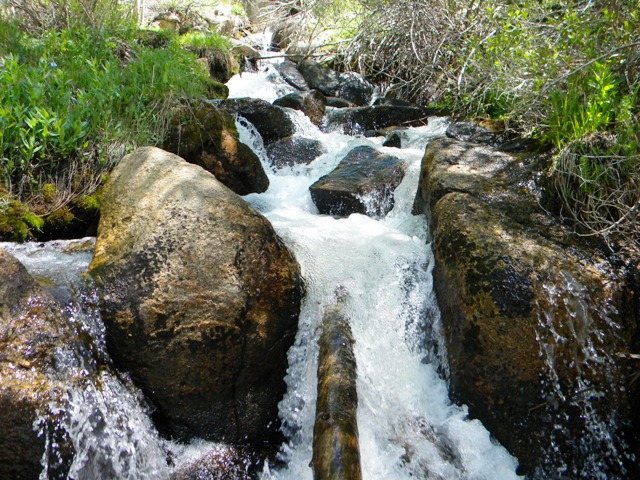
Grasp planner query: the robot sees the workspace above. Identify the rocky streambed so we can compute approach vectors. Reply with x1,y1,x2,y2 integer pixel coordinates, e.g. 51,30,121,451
1,41,638,480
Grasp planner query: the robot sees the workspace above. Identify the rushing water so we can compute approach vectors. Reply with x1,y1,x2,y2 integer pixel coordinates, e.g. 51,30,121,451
2,54,524,479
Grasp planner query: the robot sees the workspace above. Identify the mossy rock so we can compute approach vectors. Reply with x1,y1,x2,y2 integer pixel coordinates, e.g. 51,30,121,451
417,137,638,476
164,101,268,195
0,201,44,241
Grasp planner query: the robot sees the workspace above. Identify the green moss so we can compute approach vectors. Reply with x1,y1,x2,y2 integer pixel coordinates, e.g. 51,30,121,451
72,193,100,213
44,208,75,230
0,201,44,241
41,183,58,204
208,81,229,99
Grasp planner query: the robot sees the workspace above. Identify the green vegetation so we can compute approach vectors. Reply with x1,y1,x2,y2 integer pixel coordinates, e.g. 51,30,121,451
0,3,233,240
274,0,639,246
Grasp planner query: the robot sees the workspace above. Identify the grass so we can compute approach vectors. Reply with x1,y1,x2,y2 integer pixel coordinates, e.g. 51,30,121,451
0,19,230,240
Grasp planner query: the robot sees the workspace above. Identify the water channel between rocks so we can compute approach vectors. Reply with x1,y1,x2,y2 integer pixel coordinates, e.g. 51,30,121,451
2,54,523,479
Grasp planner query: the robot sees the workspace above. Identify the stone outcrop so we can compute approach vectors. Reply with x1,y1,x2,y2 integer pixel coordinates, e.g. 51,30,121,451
164,101,268,195
414,137,638,476
89,147,304,444
310,146,406,218
218,98,296,145
326,105,428,135
0,250,77,479
267,136,326,168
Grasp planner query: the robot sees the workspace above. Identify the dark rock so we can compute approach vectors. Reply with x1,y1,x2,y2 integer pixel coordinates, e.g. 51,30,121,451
267,136,326,168
0,250,77,480
89,147,304,444
414,137,638,476
298,60,340,96
326,97,356,108
313,296,362,480
326,106,428,135
164,101,268,195
373,97,414,107
336,72,374,106
273,92,304,110
445,121,500,146
382,130,404,148
301,90,327,126
310,146,406,218
218,98,296,145
275,60,309,90
274,90,326,126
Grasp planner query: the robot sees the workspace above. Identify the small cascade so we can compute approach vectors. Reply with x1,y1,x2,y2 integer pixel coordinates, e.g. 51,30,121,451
229,61,522,480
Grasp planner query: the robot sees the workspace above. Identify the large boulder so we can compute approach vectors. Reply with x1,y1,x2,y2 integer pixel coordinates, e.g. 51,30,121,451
310,146,406,218
267,136,326,168
164,101,268,195
326,105,428,135
0,250,77,479
273,90,326,126
414,138,638,476
218,98,296,145
445,121,500,146
88,147,304,444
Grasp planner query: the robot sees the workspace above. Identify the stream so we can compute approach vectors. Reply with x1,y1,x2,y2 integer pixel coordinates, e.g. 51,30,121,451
2,50,523,479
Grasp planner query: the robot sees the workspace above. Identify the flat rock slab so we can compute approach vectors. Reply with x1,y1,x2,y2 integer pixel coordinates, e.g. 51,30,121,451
310,146,406,218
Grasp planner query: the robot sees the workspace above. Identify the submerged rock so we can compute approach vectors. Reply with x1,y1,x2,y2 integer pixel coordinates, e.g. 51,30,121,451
414,138,638,476
89,147,303,444
164,101,268,195
313,299,362,480
267,136,326,168
382,130,404,148
309,146,406,218
218,98,296,145
326,105,428,135
0,250,76,479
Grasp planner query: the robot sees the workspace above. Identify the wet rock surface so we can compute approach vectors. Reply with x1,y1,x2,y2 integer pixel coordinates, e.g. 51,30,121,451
326,105,428,135
310,146,406,218
335,72,374,106
0,249,78,479
164,101,268,195
218,98,295,145
297,60,341,97
274,60,309,91
273,90,326,126
267,136,326,168
415,137,638,476
89,147,304,445
170,445,259,480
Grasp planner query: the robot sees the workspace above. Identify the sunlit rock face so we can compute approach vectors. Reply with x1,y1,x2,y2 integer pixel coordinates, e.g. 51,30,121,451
89,147,303,445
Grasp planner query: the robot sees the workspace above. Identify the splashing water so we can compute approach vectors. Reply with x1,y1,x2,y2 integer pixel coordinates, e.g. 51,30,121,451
230,62,521,480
